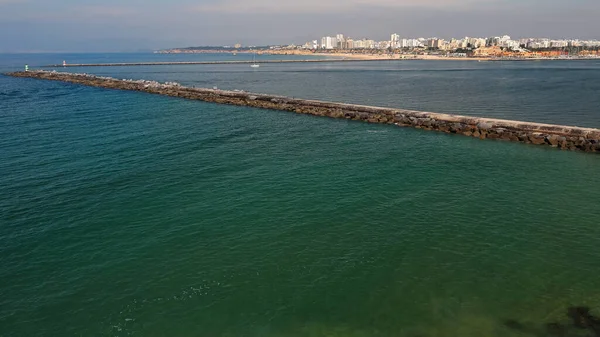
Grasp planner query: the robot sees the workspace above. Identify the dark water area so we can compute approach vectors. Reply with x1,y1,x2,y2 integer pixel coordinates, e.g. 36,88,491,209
1,53,600,337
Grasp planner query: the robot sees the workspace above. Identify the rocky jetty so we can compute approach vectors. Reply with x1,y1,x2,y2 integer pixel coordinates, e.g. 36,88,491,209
8,70,600,153
41,59,375,68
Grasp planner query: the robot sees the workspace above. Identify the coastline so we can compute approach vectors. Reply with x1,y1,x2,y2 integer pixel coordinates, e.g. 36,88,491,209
158,49,600,62
277,51,489,61
272,51,600,61
7,70,600,153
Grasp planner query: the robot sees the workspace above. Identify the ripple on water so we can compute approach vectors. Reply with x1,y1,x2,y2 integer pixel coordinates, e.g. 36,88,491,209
1,57,600,337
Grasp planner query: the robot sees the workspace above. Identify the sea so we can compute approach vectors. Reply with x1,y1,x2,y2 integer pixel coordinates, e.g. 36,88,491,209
1,53,600,337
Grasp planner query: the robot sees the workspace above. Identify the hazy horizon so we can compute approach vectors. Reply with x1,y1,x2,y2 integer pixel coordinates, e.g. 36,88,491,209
1,0,599,53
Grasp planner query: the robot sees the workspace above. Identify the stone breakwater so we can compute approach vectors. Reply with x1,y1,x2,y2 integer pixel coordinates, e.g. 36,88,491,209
8,70,600,153
41,59,379,68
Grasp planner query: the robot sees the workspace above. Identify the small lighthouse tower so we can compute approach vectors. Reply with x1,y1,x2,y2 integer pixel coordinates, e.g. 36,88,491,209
63,60,67,67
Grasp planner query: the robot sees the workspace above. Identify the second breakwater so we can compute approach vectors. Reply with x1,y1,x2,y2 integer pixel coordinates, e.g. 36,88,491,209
7,70,600,153
41,59,384,68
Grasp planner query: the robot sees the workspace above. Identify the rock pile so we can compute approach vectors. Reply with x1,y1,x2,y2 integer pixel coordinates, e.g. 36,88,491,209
8,70,600,153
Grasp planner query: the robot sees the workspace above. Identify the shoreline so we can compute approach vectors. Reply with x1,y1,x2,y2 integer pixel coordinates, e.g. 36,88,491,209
285,51,600,62
39,56,596,68
284,52,489,61
7,70,600,153
37,52,600,68
159,49,600,62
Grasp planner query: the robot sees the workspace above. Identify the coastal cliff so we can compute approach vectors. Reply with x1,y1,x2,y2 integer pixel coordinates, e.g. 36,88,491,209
8,70,600,153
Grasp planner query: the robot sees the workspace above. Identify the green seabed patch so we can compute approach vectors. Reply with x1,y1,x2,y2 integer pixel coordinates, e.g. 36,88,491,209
106,289,600,337
259,306,600,337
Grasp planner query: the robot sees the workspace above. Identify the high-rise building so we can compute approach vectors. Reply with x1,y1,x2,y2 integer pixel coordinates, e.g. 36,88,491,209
325,36,337,49
346,38,354,49
427,39,439,48
353,39,366,49
335,34,345,49
550,40,568,48
391,34,400,48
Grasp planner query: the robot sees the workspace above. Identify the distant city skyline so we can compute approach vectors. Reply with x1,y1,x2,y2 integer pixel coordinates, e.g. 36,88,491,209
1,0,599,52
301,34,600,51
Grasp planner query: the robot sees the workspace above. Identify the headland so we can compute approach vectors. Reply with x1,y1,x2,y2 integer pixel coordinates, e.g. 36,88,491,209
7,70,600,153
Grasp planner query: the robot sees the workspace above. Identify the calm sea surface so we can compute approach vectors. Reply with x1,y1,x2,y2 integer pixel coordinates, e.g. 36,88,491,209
1,53,600,337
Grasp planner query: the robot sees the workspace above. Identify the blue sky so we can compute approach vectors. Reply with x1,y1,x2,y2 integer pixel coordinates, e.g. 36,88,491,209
0,0,598,52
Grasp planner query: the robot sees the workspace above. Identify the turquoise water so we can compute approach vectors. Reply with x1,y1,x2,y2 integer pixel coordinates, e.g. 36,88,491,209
1,54,600,337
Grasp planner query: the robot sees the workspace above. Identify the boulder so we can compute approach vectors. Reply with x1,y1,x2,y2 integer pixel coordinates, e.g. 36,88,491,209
529,134,546,145
438,125,450,133
450,123,465,133
393,115,409,124
331,110,344,118
545,135,560,147
477,121,494,130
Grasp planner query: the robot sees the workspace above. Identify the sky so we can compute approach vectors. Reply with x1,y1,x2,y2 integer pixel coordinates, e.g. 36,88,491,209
0,0,599,52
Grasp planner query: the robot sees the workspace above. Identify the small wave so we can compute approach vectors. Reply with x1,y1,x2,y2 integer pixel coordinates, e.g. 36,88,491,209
105,280,225,336
367,130,387,133
0,89,28,99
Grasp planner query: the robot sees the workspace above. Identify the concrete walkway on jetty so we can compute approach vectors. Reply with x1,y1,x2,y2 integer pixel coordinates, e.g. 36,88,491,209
7,70,600,153
42,59,387,68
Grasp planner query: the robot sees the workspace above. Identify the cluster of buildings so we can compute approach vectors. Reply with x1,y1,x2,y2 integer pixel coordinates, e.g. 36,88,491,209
301,34,600,52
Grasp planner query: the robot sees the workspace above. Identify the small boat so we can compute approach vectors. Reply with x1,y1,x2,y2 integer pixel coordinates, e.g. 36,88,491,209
250,53,260,68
